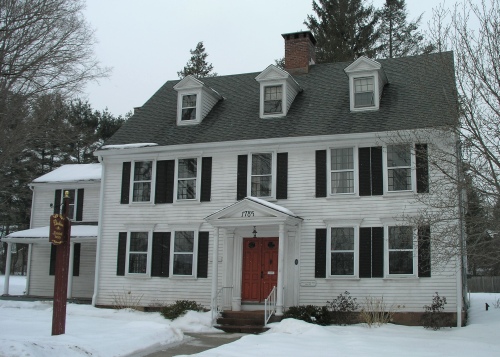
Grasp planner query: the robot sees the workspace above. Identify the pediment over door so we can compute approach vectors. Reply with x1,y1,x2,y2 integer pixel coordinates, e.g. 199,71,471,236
205,197,302,228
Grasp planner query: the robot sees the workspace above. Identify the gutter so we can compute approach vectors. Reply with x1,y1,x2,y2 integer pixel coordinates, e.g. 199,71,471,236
92,155,106,306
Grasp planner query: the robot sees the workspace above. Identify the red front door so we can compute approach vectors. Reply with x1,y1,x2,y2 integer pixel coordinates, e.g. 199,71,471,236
242,237,278,302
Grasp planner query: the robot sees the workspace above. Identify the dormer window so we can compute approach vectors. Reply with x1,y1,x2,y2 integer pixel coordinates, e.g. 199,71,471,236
174,75,222,126
181,94,197,121
256,65,301,119
344,57,387,112
264,85,283,114
354,77,375,108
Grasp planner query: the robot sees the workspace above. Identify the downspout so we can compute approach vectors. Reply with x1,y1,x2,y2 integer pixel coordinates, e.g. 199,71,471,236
455,138,465,327
92,155,105,306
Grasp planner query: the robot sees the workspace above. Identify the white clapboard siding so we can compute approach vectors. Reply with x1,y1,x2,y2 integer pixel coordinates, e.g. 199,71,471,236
95,134,460,312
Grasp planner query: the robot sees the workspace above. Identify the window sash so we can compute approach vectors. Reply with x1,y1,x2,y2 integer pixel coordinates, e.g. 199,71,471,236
330,227,355,276
132,161,152,202
251,153,273,197
387,145,412,191
330,148,354,194
128,232,149,274
388,226,414,275
354,77,375,107
173,231,194,276
181,94,197,121
177,158,198,200
264,86,283,114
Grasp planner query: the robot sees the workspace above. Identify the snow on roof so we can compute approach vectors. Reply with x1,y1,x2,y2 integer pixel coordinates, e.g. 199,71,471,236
33,164,101,183
246,196,297,216
6,225,98,239
100,143,158,150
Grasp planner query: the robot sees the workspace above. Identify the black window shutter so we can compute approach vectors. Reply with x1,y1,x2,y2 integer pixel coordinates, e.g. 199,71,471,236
371,227,384,277
237,155,248,200
371,147,383,196
359,227,372,278
155,160,167,204
54,189,62,214
117,232,127,276
49,245,57,275
197,231,209,278
165,160,175,203
120,162,131,204
276,152,288,199
418,225,431,277
315,150,327,198
73,243,81,276
416,144,429,193
151,232,170,277
201,157,212,202
315,228,327,278
76,189,84,221
358,148,371,196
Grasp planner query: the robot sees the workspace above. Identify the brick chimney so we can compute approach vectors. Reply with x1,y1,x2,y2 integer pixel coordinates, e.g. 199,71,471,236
282,31,317,75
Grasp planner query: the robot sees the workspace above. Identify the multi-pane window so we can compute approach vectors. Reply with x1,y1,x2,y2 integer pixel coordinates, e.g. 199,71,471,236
330,148,354,194
354,77,375,108
331,227,355,275
177,158,197,200
251,153,272,197
388,226,414,274
173,231,194,275
264,86,283,114
128,232,148,274
387,145,412,191
61,189,76,219
132,161,153,202
181,94,197,121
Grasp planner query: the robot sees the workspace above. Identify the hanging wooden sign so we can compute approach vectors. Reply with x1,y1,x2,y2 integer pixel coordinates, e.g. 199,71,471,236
49,214,70,245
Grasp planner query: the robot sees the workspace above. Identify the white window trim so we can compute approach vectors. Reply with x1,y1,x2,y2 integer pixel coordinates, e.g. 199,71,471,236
327,223,360,279
174,157,201,202
259,80,287,119
384,225,418,278
247,151,277,199
348,72,380,112
129,160,156,204
383,145,416,194
176,89,202,126
125,229,153,277
170,230,199,278
327,147,358,196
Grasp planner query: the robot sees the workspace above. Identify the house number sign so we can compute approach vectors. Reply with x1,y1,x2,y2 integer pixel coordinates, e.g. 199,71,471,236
241,211,255,217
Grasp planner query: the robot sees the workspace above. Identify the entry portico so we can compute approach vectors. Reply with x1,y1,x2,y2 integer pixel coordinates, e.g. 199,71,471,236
205,197,302,315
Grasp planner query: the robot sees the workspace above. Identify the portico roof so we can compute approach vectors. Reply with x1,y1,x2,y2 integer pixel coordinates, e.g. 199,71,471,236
204,197,302,228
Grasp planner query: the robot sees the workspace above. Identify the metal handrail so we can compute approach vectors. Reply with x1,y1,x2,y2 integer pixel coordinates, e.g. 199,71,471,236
264,285,277,326
211,286,233,323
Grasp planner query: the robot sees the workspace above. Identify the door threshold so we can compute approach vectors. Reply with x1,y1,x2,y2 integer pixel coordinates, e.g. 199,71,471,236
241,303,265,311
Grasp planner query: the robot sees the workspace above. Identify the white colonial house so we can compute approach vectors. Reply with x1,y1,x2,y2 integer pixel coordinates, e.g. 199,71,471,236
3,31,466,327
2,164,101,299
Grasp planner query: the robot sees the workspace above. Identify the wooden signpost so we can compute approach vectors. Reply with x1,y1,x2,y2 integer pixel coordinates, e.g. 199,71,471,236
49,191,71,336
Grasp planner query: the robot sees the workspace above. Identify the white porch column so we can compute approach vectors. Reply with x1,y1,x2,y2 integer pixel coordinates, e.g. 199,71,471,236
3,242,12,295
276,223,285,315
210,227,220,312
25,243,33,295
232,234,242,311
67,242,75,299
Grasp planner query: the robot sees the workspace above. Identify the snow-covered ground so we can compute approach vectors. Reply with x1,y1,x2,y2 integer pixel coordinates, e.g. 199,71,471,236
1,275,499,357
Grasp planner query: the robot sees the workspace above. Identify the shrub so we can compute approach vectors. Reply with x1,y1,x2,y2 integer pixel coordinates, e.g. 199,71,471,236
493,298,500,309
327,291,359,325
422,292,451,330
112,289,143,310
360,296,402,327
160,300,204,320
283,305,331,325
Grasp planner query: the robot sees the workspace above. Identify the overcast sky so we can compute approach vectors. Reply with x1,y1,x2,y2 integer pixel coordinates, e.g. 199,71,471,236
83,0,444,117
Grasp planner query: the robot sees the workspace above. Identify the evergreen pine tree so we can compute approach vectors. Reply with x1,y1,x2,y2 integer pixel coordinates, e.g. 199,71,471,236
378,0,434,58
177,42,217,79
304,0,381,63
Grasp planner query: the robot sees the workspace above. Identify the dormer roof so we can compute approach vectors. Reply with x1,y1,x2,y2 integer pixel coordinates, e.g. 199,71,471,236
344,56,388,83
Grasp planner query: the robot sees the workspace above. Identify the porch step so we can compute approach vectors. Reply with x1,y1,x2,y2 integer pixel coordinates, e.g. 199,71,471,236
214,310,281,334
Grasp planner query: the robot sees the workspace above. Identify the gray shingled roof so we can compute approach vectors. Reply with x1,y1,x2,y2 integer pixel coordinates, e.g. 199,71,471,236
105,52,457,147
